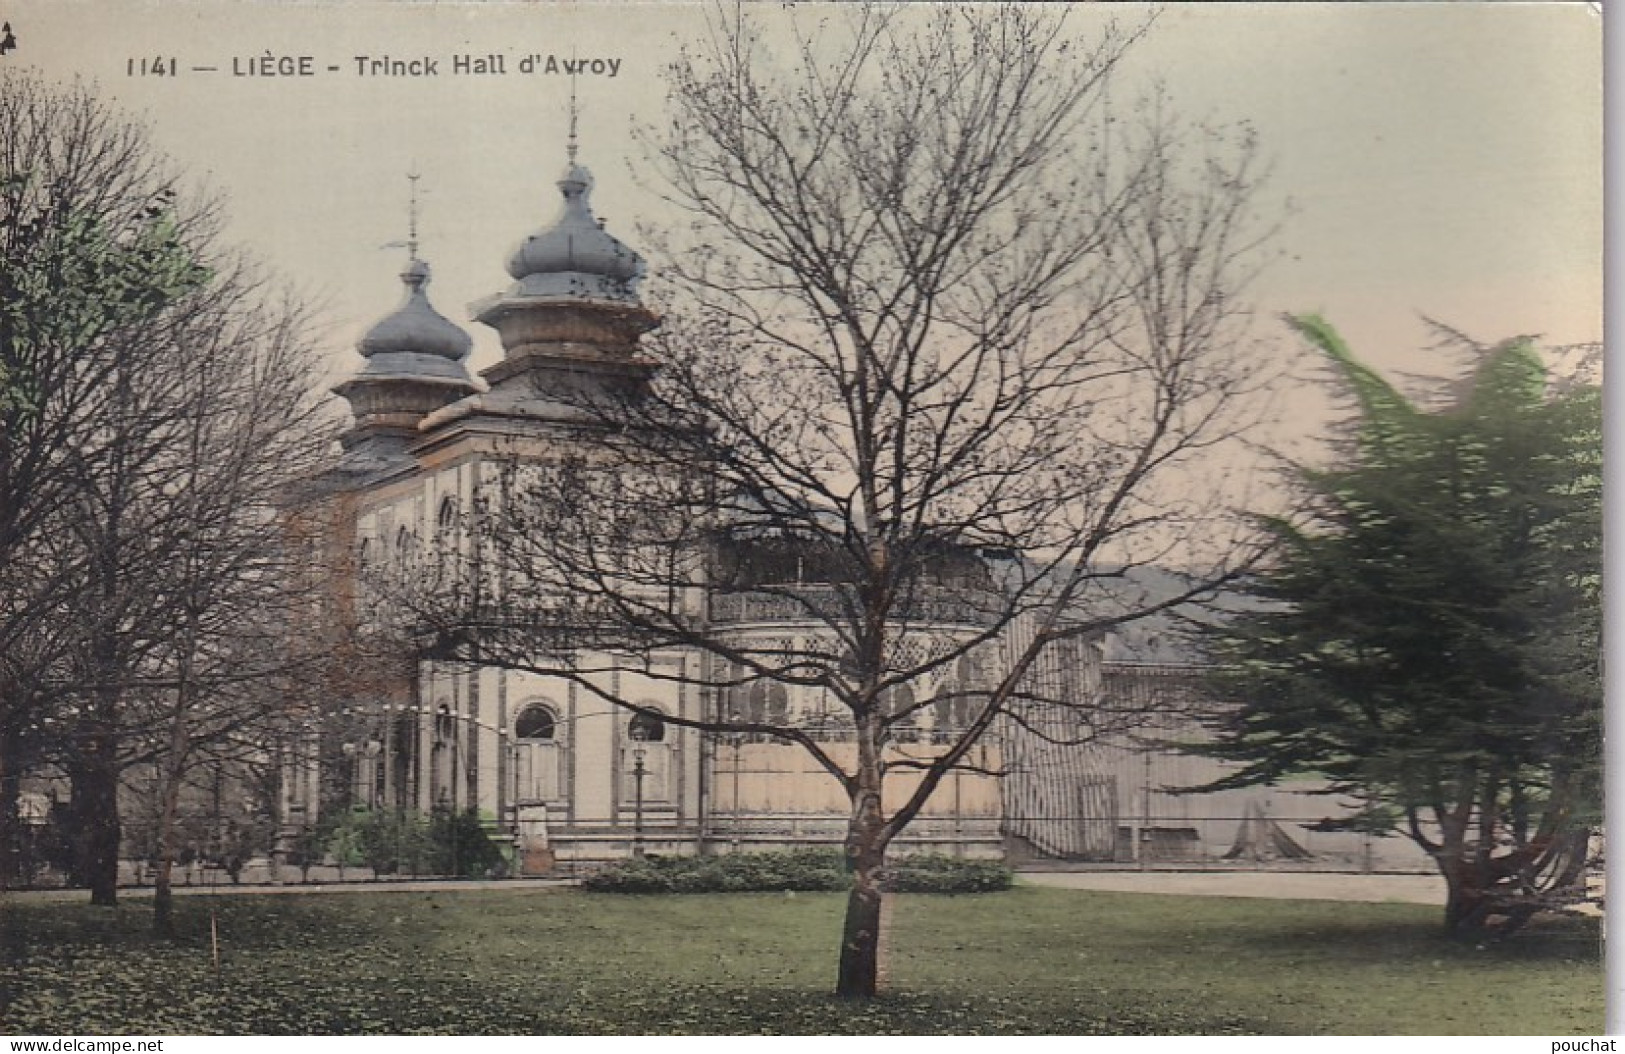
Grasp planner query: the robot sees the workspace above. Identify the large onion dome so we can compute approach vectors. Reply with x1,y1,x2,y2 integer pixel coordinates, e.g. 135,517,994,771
503,160,644,303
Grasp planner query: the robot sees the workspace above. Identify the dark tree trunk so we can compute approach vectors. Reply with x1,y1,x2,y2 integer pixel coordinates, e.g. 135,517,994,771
1440,860,1488,937
836,715,888,999
70,726,121,906
836,829,886,998
0,723,22,890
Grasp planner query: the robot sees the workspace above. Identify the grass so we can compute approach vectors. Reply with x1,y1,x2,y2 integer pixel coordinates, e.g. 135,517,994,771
0,885,1601,1035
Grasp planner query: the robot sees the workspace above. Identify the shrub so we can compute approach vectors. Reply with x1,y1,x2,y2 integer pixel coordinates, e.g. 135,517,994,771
882,854,1013,894
335,808,504,878
583,849,848,894
345,809,433,876
583,848,1011,895
426,807,506,879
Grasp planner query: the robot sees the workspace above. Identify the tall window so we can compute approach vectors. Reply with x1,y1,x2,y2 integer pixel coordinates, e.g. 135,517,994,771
931,693,977,744
513,702,563,803
743,681,788,734
882,684,920,744
395,525,415,576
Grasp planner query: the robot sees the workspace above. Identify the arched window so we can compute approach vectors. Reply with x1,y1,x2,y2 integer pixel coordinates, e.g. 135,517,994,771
955,653,986,689
515,705,557,741
435,497,457,582
932,692,978,744
357,537,371,573
628,711,666,742
434,703,456,742
746,681,789,727
513,702,563,803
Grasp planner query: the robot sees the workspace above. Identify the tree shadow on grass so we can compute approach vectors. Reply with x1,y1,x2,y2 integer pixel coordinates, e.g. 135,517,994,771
1200,909,1600,967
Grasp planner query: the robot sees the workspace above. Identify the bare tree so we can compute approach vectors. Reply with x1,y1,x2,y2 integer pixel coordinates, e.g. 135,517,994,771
117,287,331,933
399,4,1279,997
0,70,216,894
0,71,329,906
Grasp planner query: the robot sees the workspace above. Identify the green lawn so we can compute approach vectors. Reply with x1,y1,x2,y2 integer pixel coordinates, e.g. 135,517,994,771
0,885,1601,1035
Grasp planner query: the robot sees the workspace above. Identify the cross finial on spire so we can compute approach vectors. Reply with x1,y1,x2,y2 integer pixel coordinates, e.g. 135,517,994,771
406,169,422,261
567,61,580,164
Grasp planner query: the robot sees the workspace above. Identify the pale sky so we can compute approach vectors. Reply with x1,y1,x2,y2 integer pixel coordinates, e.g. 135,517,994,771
5,2,1604,420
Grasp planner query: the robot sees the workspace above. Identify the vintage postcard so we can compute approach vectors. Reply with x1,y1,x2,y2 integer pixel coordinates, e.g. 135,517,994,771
0,0,1604,1039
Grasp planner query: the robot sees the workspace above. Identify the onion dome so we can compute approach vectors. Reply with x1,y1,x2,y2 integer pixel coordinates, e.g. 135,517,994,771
504,160,644,302
333,256,479,459
352,258,475,382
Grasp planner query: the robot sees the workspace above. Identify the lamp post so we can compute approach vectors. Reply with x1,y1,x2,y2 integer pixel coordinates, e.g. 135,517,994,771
728,708,743,854
632,744,648,858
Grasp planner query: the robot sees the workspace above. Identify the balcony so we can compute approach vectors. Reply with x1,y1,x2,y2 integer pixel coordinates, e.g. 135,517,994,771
707,583,995,627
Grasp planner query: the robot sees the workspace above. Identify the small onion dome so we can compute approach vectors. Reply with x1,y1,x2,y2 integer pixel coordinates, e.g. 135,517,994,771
505,161,644,301
357,259,474,368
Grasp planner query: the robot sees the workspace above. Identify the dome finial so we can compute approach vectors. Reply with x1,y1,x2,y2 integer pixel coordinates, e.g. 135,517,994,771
398,170,429,291
566,62,580,165
354,169,473,365
406,169,421,263
383,171,428,289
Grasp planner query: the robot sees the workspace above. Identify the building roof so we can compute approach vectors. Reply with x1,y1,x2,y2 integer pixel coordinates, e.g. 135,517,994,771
354,258,475,373
501,158,645,304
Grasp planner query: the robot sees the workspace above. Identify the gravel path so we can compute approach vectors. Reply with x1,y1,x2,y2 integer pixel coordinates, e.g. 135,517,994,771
1016,870,1446,904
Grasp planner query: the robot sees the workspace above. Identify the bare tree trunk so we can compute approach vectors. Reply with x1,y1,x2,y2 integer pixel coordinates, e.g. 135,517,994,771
836,718,888,999
152,690,194,935
836,820,886,998
0,722,21,890
71,720,121,906
151,759,184,935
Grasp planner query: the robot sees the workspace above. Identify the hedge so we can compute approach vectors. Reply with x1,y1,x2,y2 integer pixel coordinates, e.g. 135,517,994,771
582,848,1012,895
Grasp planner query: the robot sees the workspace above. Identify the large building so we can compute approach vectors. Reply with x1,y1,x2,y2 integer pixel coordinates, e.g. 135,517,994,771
280,137,1426,875
279,139,1011,869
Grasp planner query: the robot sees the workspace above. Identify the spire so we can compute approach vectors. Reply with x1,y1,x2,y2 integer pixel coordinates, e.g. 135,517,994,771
352,171,473,366
405,169,421,262
567,69,579,165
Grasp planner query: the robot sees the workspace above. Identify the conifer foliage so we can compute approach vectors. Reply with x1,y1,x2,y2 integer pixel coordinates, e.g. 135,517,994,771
1201,315,1601,937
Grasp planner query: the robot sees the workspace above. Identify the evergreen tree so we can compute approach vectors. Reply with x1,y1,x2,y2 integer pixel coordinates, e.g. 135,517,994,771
1201,315,1600,937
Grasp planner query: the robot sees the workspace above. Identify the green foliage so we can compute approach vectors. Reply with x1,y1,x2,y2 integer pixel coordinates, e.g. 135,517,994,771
582,848,850,894
424,807,505,880
0,888,1599,1034
345,809,432,876
882,854,1013,894
581,848,1011,895
0,194,211,420
324,814,366,872
1201,316,1601,932
322,808,503,878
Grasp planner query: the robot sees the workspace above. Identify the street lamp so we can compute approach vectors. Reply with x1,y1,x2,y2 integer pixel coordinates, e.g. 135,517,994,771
631,744,648,858
728,708,743,854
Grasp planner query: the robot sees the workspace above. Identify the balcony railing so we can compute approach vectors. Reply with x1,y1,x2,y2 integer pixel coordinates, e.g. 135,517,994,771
707,584,995,627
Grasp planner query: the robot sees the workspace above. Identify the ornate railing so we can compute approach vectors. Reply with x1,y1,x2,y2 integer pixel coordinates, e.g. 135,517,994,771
707,584,994,626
